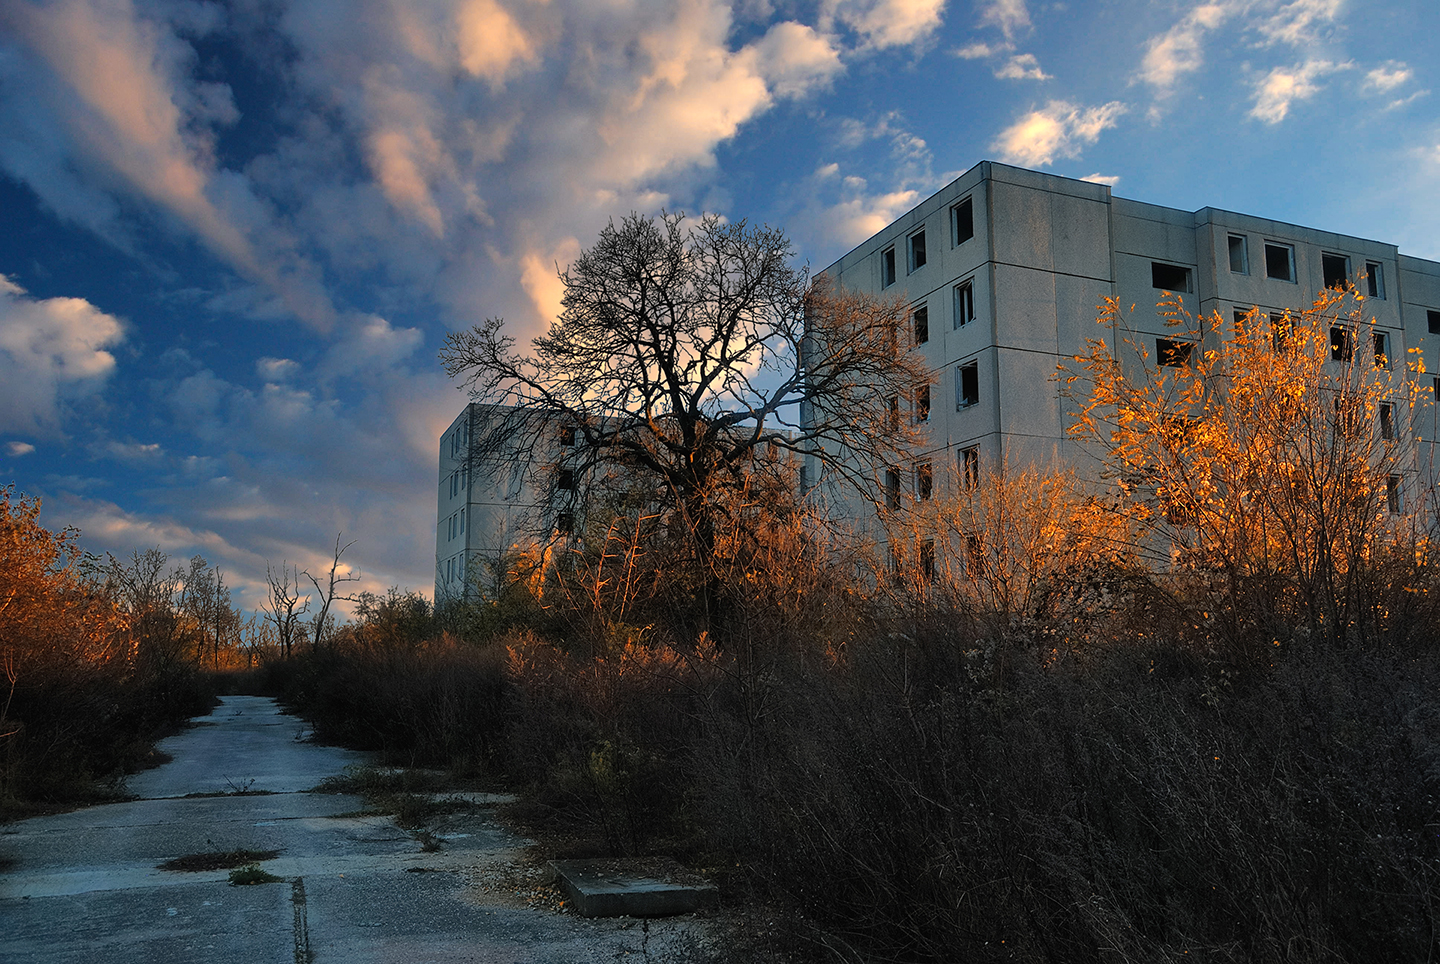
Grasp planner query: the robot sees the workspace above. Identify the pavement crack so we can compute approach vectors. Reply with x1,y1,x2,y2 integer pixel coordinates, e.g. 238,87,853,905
292,877,313,964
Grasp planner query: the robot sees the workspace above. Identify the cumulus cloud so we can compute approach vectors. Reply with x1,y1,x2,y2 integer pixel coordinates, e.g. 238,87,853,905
954,41,1002,59
992,100,1128,167
1137,2,1239,93
995,53,1049,80
1082,173,1121,187
0,274,125,435
976,0,1030,40
1250,60,1348,124
826,0,947,49
7,441,37,457
1256,0,1343,48
752,21,844,97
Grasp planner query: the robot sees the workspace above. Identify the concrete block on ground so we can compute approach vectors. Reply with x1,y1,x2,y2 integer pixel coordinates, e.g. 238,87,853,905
546,857,717,918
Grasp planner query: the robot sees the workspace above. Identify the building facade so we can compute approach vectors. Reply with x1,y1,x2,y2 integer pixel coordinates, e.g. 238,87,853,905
805,160,1440,512
440,161,1440,596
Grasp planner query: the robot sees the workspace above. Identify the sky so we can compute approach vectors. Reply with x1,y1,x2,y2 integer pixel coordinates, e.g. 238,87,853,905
2,0,1438,612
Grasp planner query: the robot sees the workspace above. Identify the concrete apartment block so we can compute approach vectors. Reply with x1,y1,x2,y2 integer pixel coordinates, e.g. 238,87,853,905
805,159,1440,525
439,160,1440,596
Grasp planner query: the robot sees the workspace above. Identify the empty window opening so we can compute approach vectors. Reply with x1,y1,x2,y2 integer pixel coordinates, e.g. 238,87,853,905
915,385,931,423
1156,338,1194,367
1388,476,1402,515
1380,403,1395,440
1366,262,1385,299
559,426,576,446
1270,312,1291,353
557,468,576,490
557,511,575,534
885,467,901,510
954,279,976,328
887,394,900,431
1374,331,1390,370
1434,376,1440,401
1322,253,1349,290
916,462,933,501
919,540,936,581
965,534,984,574
1429,310,1440,335
1151,262,1193,293
957,362,980,408
459,507,465,534
960,446,979,489
882,247,896,287
908,230,927,272
953,197,974,245
913,305,929,345
799,464,809,493
1265,242,1295,282
1228,234,1249,274
1330,327,1354,362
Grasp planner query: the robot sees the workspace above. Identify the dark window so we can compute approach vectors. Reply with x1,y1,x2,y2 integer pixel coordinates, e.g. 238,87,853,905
953,197,974,245
559,426,576,446
1366,262,1385,299
1228,234,1249,274
919,540,935,581
913,305,929,344
1152,262,1193,293
799,464,809,493
1434,376,1440,400
1156,338,1194,367
1388,476,1402,515
908,230,927,272
1428,310,1440,334
957,362,979,408
1322,253,1349,290
966,534,984,574
1270,312,1291,352
885,467,901,510
557,468,575,490
960,446,979,489
882,247,896,287
915,385,931,423
1330,327,1353,362
954,279,975,327
1374,331,1390,370
557,511,575,534
916,462,933,501
1380,403,1395,440
887,394,900,431
1265,242,1295,282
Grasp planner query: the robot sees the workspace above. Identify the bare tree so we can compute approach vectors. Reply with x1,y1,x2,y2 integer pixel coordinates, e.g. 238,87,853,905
440,212,930,598
303,535,359,651
263,562,308,659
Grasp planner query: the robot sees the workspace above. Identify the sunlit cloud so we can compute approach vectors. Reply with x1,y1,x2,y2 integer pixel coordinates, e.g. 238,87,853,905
1082,173,1121,187
1364,61,1412,93
1137,2,1239,94
7,441,37,457
0,274,124,436
992,100,1128,167
954,41,1004,59
995,53,1049,80
826,0,947,49
1250,59,1348,124
1256,0,1343,48
976,0,1030,40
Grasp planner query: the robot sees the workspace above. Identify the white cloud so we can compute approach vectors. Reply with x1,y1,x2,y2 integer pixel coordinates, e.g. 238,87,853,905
992,100,1128,167
257,357,301,383
827,0,947,49
954,41,1002,59
1256,0,1343,48
752,21,844,98
995,53,1049,80
7,441,36,457
0,274,125,435
1082,173,1121,187
1250,60,1348,124
976,0,1031,40
1137,2,1240,94
1364,62,1412,94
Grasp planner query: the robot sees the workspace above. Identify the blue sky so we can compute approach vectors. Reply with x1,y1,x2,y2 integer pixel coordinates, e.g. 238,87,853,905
2,0,1437,610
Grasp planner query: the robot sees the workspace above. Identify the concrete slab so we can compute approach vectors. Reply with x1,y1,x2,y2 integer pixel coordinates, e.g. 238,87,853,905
548,857,719,918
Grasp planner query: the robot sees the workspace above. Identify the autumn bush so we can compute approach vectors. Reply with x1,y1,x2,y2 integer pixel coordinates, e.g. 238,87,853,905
0,489,216,812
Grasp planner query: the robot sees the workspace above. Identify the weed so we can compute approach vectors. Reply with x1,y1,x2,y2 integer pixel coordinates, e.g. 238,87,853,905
228,862,283,885
160,849,282,872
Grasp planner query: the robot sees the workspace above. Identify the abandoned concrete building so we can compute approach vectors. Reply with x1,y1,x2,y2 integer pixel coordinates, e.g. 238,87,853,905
438,160,1440,600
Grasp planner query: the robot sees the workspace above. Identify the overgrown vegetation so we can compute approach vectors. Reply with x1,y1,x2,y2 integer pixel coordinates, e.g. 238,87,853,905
0,488,219,815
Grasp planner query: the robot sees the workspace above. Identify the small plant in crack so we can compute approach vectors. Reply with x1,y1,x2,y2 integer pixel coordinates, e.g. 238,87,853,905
229,862,283,885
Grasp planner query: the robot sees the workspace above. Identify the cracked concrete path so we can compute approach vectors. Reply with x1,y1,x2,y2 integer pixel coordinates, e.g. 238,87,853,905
0,696,722,963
